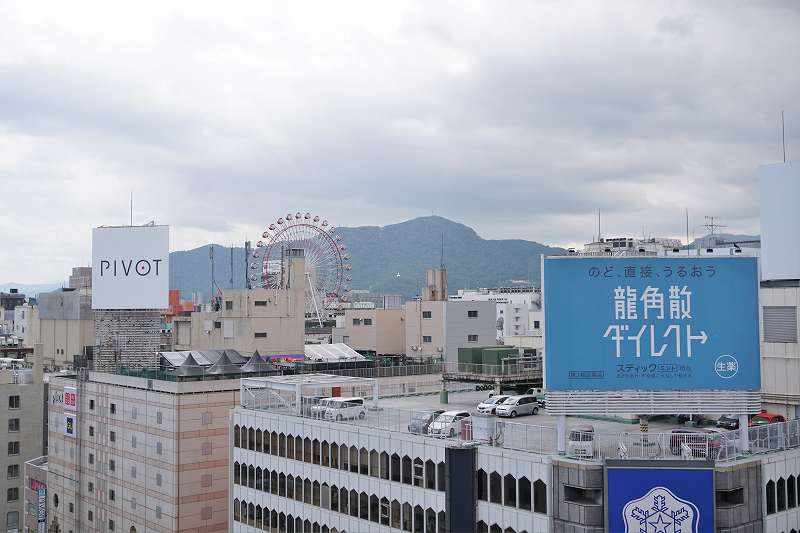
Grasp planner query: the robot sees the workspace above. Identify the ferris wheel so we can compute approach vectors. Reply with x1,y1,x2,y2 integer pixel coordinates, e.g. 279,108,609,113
248,212,351,324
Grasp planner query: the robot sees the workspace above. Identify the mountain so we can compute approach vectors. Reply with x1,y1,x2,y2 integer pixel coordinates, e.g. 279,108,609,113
168,216,565,299
0,282,63,297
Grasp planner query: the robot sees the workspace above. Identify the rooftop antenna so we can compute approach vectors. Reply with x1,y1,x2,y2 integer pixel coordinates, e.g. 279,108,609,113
230,245,234,288
782,110,786,163
209,245,215,303
440,233,445,270
130,191,133,226
703,216,726,236
685,208,690,256
597,208,601,242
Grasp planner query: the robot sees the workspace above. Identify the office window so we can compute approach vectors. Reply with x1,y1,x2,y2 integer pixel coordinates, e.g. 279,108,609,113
109,489,115,501
131,498,136,510
422,311,432,319
6,465,18,480
468,334,479,342
343,336,350,343
8,396,19,409
254,300,268,306
467,310,478,318
6,511,17,529
131,435,137,448
202,474,212,488
89,399,95,410
131,466,136,479
156,506,162,519
352,318,362,326
225,300,233,310
422,336,432,343
534,320,540,329
108,519,114,531
156,412,163,425
88,482,93,493
110,403,116,415
109,460,115,472
7,442,19,456
131,406,137,419
156,441,163,455
6,488,18,502
69,503,73,513
202,442,212,455
88,426,94,437
363,318,373,326
156,473,162,486
254,332,267,338
7,419,18,432
202,412,212,425
88,453,94,465
109,431,116,442
88,510,93,522
214,321,221,329
202,506,212,520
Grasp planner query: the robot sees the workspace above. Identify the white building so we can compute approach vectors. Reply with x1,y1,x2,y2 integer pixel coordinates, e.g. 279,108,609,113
450,288,542,346
12,304,31,344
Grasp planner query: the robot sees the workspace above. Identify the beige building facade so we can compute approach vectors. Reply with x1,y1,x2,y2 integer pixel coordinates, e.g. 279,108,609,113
32,289,94,370
404,300,496,363
760,282,800,418
47,372,240,533
331,309,405,355
172,252,306,356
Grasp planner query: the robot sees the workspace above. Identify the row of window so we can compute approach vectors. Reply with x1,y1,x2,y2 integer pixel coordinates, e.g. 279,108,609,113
419,335,479,343
352,318,373,326
420,310,480,319
233,500,345,533
766,475,799,515
234,426,446,491
476,469,547,514
234,482,446,533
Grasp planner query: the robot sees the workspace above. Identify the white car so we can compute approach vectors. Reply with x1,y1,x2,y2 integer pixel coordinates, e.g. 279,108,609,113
477,395,510,415
427,410,471,438
495,395,539,418
324,397,367,421
309,397,334,419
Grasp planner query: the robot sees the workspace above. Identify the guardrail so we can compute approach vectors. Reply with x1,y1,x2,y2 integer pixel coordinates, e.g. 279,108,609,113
441,361,542,379
318,364,443,379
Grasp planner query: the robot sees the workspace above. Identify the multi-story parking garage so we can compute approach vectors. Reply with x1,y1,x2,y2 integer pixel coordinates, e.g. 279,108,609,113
231,375,800,533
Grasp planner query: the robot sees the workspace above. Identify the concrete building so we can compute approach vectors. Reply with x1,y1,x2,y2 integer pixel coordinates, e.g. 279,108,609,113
0,367,45,533
68,267,92,291
47,371,242,533
0,290,26,327
172,250,306,357
331,309,405,357
35,288,94,370
12,304,32,345
451,287,543,345
581,236,683,255
404,300,496,363
24,455,48,533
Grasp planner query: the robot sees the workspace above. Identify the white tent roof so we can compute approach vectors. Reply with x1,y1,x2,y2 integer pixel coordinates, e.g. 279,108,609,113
304,343,366,362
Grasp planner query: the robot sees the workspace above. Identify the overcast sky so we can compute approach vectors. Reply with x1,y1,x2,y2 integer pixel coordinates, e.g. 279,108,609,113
1,1,798,283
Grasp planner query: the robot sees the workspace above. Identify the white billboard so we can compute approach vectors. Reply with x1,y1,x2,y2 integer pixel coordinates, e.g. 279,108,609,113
760,162,800,281
92,225,169,309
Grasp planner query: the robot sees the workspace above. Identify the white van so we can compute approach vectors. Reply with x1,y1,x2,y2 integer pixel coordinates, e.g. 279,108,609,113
324,397,367,421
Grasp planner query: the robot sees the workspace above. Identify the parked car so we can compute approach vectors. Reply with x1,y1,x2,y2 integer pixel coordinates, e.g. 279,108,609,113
525,388,546,408
670,428,726,458
567,424,595,459
717,414,741,430
407,410,445,434
427,411,471,438
324,397,367,421
309,397,335,418
477,395,510,415
749,411,786,427
302,396,330,418
495,395,539,418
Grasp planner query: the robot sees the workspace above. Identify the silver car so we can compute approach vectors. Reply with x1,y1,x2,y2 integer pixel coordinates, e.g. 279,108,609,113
476,395,510,415
495,395,539,418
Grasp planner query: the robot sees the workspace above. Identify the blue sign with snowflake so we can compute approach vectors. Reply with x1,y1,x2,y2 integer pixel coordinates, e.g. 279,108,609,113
543,256,760,391
606,464,714,533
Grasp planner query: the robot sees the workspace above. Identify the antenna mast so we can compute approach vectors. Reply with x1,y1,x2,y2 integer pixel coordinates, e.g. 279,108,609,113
130,192,133,226
597,208,601,242
440,233,444,269
230,246,234,288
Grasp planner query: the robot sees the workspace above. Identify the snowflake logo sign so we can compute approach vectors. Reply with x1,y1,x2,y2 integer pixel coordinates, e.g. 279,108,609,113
623,486,699,533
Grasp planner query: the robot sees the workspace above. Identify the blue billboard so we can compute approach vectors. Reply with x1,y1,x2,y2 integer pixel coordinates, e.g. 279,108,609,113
606,463,714,533
543,256,759,391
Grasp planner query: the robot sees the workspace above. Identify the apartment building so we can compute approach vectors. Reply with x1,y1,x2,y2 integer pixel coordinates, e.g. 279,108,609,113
47,371,241,533
331,309,405,356
35,288,94,370
0,368,45,533
172,250,306,357
404,300,496,363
